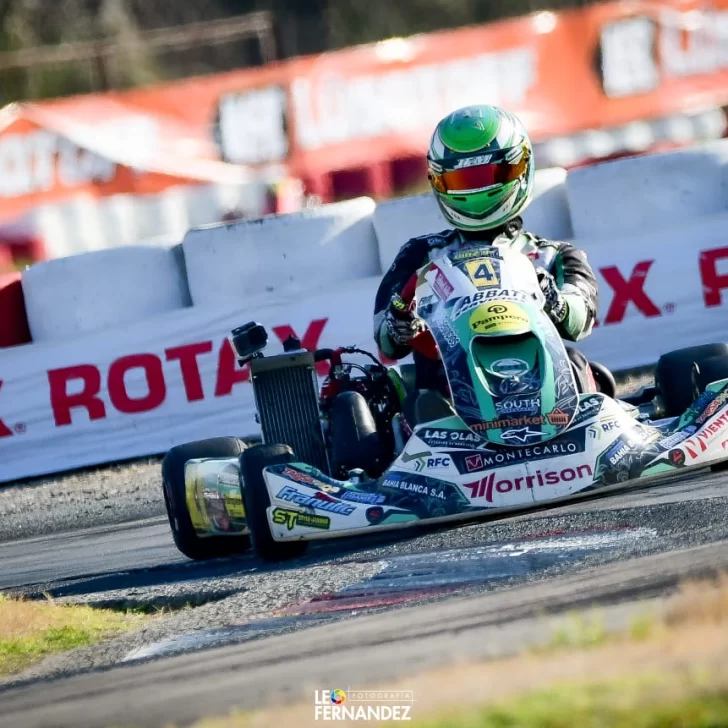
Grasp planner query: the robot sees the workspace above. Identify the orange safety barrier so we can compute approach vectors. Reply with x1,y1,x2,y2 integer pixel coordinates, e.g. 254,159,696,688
0,0,726,218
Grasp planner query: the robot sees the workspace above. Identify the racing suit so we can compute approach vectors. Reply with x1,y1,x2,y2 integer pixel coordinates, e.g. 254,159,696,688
373,217,599,397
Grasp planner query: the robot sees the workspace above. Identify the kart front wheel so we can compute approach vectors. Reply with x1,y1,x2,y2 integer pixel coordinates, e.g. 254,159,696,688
162,437,251,561
239,444,309,562
656,343,728,417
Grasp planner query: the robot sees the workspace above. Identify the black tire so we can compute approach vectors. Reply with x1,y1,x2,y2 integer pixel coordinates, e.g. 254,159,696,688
330,391,388,478
239,444,308,562
656,344,728,417
692,354,728,397
162,437,251,561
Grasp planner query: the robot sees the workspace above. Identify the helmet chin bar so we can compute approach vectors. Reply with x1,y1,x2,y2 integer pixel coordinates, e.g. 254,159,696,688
437,183,522,232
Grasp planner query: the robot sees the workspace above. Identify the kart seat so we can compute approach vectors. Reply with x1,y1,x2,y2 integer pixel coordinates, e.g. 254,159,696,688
588,360,617,399
398,363,418,395
403,389,457,428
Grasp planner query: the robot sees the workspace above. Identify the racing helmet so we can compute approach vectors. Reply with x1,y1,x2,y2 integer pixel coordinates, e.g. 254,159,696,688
427,105,535,231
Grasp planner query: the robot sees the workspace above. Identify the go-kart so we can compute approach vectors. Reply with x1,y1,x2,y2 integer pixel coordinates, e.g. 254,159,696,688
162,244,728,561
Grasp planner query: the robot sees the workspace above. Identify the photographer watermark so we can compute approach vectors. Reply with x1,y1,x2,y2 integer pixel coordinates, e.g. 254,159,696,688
314,688,414,721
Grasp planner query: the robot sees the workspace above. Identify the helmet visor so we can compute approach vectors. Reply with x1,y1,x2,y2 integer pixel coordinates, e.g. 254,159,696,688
430,150,529,195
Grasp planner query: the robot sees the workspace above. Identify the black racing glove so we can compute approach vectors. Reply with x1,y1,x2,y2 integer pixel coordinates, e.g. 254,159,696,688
385,295,425,347
536,267,568,325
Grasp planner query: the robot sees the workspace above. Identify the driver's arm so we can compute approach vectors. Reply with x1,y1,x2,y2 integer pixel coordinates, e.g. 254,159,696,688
552,244,599,342
373,236,433,359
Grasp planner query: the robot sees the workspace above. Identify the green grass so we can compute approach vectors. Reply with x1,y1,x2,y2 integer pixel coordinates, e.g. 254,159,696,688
413,673,728,728
0,593,149,676
536,610,608,652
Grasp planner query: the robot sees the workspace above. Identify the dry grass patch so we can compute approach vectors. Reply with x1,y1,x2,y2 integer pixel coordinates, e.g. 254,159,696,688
192,573,728,728
667,571,728,627
0,593,149,676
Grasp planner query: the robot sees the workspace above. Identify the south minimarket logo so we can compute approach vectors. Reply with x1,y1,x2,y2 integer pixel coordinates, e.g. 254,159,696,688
313,688,414,721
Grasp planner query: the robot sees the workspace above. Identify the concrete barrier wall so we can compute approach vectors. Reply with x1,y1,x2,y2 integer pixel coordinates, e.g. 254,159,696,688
182,197,380,305
22,245,191,342
567,138,728,239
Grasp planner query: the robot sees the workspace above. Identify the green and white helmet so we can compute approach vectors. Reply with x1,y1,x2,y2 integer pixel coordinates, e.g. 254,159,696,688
427,105,535,231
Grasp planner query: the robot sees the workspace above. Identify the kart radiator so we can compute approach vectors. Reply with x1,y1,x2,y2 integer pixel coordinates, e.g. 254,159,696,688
250,351,330,474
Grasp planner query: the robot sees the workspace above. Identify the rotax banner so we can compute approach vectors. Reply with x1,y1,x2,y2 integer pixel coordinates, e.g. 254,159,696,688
3,231,728,481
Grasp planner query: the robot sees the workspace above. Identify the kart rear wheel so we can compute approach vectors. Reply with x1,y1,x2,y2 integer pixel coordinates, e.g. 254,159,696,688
656,344,728,417
162,437,251,561
692,354,728,397
239,443,309,562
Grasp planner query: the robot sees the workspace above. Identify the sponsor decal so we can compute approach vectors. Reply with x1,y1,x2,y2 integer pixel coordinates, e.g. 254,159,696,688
571,394,603,426
419,429,485,449
605,439,629,466
340,490,387,505
454,154,493,168
464,258,501,289
668,448,686,467
471,407,570,433
469,302,529,335
272,508,330,531
452,437,585,472
432,267,455,301
490,358,530,377
588,418,620,439
222,492,245,518
452,289,531,317
463,464,594,502
683,411,728,458
495,395,541,415
425,456,451,470
381,474,448,500
432,315,460,348
464,453,484,472
501,428,544,444
658,426,696,449
497,369,542,396
282,466,330,489
275,486,356,515
406,455,452,473
451,247,502,261
695,388,728,426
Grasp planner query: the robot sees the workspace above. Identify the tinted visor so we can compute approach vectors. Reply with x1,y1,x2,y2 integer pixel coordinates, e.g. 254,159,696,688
430,148,529,194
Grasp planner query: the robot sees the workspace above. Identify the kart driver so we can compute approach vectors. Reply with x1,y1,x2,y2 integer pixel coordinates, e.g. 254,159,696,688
373,104,600,413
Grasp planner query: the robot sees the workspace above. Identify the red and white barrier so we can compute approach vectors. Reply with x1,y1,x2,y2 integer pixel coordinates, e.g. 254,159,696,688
4,142,728,480
2,224,728,481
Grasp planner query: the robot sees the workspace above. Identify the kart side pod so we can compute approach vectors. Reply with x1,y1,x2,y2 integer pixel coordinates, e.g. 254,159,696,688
229,321,330,475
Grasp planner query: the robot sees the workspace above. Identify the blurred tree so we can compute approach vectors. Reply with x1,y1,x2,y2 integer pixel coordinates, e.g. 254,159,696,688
0,0,611,101
221,0,609,54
